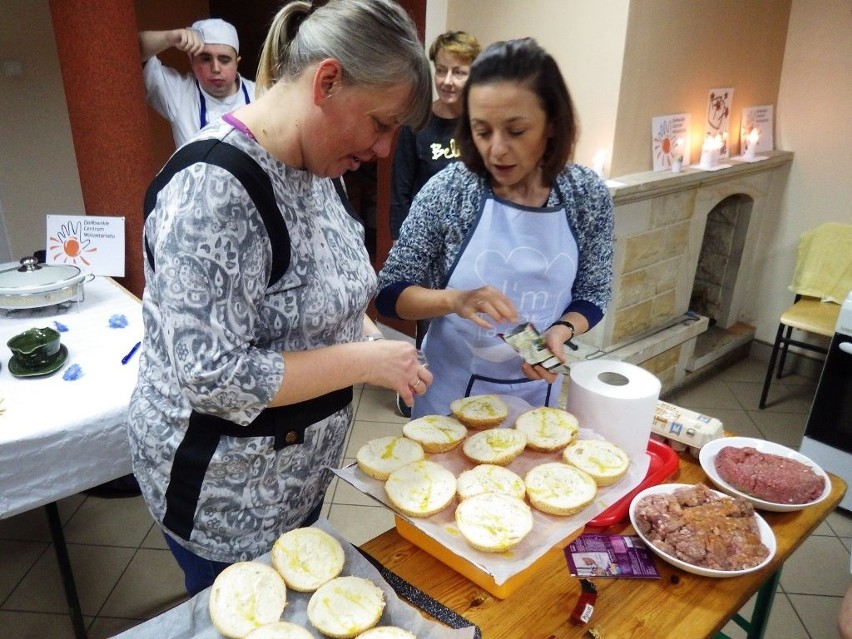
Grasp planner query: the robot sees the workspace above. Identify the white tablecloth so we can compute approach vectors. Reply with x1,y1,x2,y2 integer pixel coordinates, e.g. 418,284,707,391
0,276,143,518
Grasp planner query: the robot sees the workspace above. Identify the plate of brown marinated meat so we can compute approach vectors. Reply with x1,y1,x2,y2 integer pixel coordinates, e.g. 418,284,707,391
629,483,776,578
699,437,831,512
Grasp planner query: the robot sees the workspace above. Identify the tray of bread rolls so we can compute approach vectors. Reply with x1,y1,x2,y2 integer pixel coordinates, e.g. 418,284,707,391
334,395,652,595
112,517,475,639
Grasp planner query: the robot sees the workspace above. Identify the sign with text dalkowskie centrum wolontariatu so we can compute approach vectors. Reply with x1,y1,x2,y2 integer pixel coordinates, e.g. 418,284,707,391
46,215,126,277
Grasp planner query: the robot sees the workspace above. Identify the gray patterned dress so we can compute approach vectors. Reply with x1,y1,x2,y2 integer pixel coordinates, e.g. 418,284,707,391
128,121,375,563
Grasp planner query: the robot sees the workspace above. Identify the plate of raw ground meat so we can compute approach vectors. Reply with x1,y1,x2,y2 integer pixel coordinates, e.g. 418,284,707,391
629,483,776,577
699,437,831,512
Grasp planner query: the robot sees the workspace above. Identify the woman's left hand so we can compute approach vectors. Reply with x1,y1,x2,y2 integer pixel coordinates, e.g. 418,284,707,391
520,361,560,384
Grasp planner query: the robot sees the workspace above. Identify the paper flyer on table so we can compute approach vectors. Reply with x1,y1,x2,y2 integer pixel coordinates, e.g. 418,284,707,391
334,395,650,586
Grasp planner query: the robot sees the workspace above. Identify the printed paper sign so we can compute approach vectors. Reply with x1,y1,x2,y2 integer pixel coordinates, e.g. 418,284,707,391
741,105,774,153
705,88,734,157
46,215,125,276
651,113,691,171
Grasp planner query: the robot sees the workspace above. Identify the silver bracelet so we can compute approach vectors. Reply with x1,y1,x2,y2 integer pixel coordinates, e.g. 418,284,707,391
361,334,385,342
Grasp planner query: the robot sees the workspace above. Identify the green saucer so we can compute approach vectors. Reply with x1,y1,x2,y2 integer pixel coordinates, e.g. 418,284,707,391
8,344,68,378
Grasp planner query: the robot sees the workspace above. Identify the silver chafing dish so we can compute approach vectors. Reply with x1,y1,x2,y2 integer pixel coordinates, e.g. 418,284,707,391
0,256,86,310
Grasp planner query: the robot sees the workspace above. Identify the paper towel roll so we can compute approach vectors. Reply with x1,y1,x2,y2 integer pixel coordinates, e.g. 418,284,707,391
564,360,661,458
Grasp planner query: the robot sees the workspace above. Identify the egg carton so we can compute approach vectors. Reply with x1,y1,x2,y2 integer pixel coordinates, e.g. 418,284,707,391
651,400,724,457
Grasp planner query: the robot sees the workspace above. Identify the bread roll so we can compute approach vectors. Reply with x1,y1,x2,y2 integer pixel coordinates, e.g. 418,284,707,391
356,628,418,639
462,428,527,466
385,460,457,517
402,415,467,453
455,492,533,552
524,462,597,516
562,439,630,487
245,622,314,639
456,464,526,501
209,562,288,639
307,576,385,638
514,407,579,452
450,394,509,429
271,527,345,592
356,436,425,481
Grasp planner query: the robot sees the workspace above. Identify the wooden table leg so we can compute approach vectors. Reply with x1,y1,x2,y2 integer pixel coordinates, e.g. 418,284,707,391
45,502,87,639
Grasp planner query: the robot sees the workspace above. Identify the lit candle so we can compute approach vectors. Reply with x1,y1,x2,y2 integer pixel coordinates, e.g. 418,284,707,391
744,128,760,159
699,134,722,168
592,149,607,177
671,137,684,173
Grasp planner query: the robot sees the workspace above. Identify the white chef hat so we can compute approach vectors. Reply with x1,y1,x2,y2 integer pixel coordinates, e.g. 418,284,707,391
190,18,239,54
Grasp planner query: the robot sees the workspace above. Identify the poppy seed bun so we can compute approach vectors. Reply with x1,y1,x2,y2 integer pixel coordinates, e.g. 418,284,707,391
462,428,527,466
514,407,580,452
271,527,345,592
562,439,630,487
456,464,526,501
307,576,385,638
455,492,534,552
450,394,509,429
356,628,418,639
208,562,288,639
384,460,457,517
524,462,598,516
402,415,467,453
356,436,425,481
245,622,314,639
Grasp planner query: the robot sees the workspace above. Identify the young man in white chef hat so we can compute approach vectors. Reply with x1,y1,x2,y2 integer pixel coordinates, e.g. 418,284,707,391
139,18,257,148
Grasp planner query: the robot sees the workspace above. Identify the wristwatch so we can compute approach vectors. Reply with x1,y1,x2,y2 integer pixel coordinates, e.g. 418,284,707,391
550,320,579,351
550,320,575,340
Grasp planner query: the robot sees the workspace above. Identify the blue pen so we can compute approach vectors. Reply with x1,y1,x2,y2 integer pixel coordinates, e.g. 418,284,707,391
121,341,142,365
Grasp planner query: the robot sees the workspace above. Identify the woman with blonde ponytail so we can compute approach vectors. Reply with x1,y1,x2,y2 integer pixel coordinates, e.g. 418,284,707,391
130,0,431,596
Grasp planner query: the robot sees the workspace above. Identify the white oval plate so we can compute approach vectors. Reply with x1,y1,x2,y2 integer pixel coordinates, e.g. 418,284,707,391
629,483,776,578
699,437,831,512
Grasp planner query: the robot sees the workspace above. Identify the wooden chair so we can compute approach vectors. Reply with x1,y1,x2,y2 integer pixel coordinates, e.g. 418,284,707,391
759,223,852,409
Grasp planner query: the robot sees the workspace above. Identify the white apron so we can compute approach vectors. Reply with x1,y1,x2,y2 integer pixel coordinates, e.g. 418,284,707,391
414,191,579,418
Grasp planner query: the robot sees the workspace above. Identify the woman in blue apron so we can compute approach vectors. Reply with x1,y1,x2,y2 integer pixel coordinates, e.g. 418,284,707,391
377,37,614,418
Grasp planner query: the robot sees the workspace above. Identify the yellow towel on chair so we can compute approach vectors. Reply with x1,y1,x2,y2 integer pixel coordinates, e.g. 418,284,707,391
789,223,852,303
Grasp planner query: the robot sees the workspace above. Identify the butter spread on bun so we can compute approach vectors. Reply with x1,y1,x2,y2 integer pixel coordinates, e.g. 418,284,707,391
356,436,425,481
271,527,345,592
562,439,630,487
402,414,467,453
456,463,526,501
450,394,509,429
209,562,288,639
525,462,597,516
384,460,457,517
514,406,579,452
462,428,527,466
307,576,385,638
455,492,533,552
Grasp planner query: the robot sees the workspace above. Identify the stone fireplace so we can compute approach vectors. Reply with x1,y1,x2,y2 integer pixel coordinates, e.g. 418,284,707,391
574,151,793,394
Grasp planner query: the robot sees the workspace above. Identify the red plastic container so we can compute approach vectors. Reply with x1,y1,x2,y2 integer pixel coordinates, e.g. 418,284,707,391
585,438,679,528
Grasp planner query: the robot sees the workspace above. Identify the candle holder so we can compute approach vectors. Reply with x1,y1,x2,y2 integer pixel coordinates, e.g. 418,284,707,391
671,156,683,173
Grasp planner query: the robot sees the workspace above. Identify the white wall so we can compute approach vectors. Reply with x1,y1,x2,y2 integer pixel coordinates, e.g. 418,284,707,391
0,0,85,261
742,0,852,342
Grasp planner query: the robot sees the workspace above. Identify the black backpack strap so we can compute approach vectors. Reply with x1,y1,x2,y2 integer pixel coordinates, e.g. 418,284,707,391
143,139,289,287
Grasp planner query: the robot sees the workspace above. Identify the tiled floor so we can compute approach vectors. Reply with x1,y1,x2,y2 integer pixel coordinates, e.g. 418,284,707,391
0,339,849,639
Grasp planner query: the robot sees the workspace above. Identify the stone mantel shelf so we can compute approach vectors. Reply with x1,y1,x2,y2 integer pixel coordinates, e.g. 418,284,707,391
606,150,793,205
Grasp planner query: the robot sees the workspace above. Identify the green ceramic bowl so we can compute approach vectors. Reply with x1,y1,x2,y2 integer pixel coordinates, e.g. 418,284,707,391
7,326,62,368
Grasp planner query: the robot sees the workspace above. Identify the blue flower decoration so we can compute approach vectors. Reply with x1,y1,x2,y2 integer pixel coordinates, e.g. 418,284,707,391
108,314,128,328
63,363,83,381
53,321,69,332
